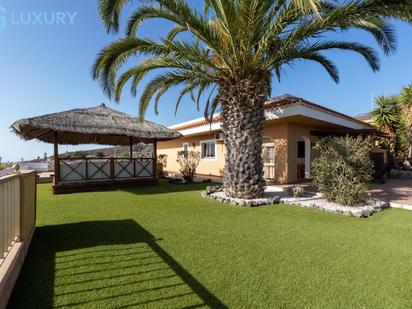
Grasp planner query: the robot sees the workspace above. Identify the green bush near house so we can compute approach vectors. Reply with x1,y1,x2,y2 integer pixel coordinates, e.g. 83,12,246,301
157,154,168,178
312,136,374,206
177,150,201,182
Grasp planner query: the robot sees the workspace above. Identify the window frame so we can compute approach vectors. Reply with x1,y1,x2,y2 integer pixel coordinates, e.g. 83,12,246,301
182,142,190,159
200,139,217,160
262,137,275,165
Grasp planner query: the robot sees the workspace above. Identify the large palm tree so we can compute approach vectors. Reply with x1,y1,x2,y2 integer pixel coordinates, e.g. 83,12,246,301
371,95,407,167
93,0,412,199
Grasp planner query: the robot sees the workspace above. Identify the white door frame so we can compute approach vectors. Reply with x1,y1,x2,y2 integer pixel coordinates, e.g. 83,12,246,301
301,136,311,179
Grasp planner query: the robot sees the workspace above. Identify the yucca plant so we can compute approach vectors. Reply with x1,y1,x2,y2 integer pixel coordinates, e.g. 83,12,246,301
93,0,412,198
371,95,408,166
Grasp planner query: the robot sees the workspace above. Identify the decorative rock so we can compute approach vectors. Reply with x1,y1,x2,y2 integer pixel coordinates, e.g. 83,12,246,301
361,209,372,217
201,187,390,217
271,196,281,204
351,210,363,218
343,210,353,217
381,202,390,209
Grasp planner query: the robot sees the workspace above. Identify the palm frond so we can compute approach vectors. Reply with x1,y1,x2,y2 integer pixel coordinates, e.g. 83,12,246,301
94,0,412,120
98,0,130,33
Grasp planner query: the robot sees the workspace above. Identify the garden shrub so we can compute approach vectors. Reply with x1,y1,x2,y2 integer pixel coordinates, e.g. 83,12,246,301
157,154,168,177
312,136,374,206
177,150,201,182
288,185,305,198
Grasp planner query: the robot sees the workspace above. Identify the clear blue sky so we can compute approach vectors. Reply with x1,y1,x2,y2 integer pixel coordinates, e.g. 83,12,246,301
1,0,412,162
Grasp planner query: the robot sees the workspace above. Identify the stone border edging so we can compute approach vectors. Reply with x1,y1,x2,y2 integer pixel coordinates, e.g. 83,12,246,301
201,186,281,207
201,186,390,217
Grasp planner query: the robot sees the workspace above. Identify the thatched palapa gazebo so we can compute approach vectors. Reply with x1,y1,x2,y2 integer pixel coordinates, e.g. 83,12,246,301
11,104,181,194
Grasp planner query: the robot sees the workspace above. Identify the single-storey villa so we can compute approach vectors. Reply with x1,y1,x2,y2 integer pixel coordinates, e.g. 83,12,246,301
158,94,377,184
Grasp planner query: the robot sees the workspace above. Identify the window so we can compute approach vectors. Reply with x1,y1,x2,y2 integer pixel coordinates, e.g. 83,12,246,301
201,141,216,159
262,137,275,165
182,143,189,159
262,146,275,164
297,141,305,159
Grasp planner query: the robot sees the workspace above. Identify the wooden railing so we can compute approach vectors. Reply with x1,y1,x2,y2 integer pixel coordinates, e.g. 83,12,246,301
59,157,155,183
0,174,20,266
0,171,37,309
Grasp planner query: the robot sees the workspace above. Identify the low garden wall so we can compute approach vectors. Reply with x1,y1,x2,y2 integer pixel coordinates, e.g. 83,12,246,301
390,169,412,179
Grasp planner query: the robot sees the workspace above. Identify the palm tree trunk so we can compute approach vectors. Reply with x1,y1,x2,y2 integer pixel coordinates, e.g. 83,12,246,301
219,73,270,199
390,141,399,168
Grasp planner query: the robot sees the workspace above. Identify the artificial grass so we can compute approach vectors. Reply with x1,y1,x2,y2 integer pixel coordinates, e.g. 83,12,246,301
8,181,412,308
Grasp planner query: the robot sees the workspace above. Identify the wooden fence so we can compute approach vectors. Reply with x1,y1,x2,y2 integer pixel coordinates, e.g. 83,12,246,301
59,157,155,183
0,171,36,309
0,174,20,265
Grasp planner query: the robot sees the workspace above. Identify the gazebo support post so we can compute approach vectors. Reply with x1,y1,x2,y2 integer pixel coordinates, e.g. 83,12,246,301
153,139,157,179
53,131,60,185
129,136,133,159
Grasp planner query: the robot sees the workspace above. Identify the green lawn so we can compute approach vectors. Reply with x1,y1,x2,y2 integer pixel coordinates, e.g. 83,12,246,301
8,181,412,308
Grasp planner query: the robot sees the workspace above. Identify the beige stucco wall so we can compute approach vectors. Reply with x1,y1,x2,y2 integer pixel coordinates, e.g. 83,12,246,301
158,133,226,177
158,122,319,183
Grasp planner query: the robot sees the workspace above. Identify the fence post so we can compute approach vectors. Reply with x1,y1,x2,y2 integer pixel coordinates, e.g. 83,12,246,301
153,139,157,178
110,157,115,179
14,178,20,242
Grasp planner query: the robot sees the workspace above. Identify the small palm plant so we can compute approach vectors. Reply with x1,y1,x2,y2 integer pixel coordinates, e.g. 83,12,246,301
93,0,412,198
371,96,408,167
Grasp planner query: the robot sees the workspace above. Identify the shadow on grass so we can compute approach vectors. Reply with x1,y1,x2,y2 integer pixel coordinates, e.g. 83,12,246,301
121,179,217,196
8,220,226,308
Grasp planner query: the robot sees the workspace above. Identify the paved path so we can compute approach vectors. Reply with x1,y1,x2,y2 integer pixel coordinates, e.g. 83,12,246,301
370,179,412,207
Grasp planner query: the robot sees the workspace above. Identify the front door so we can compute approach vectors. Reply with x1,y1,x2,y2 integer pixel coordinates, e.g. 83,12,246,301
262,140,275,180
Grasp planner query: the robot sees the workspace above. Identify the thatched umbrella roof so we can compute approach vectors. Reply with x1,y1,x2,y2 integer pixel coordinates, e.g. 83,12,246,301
11,104,181,145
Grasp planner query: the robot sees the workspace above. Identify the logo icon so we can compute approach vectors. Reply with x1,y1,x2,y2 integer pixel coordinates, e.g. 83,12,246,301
0,6,7,32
